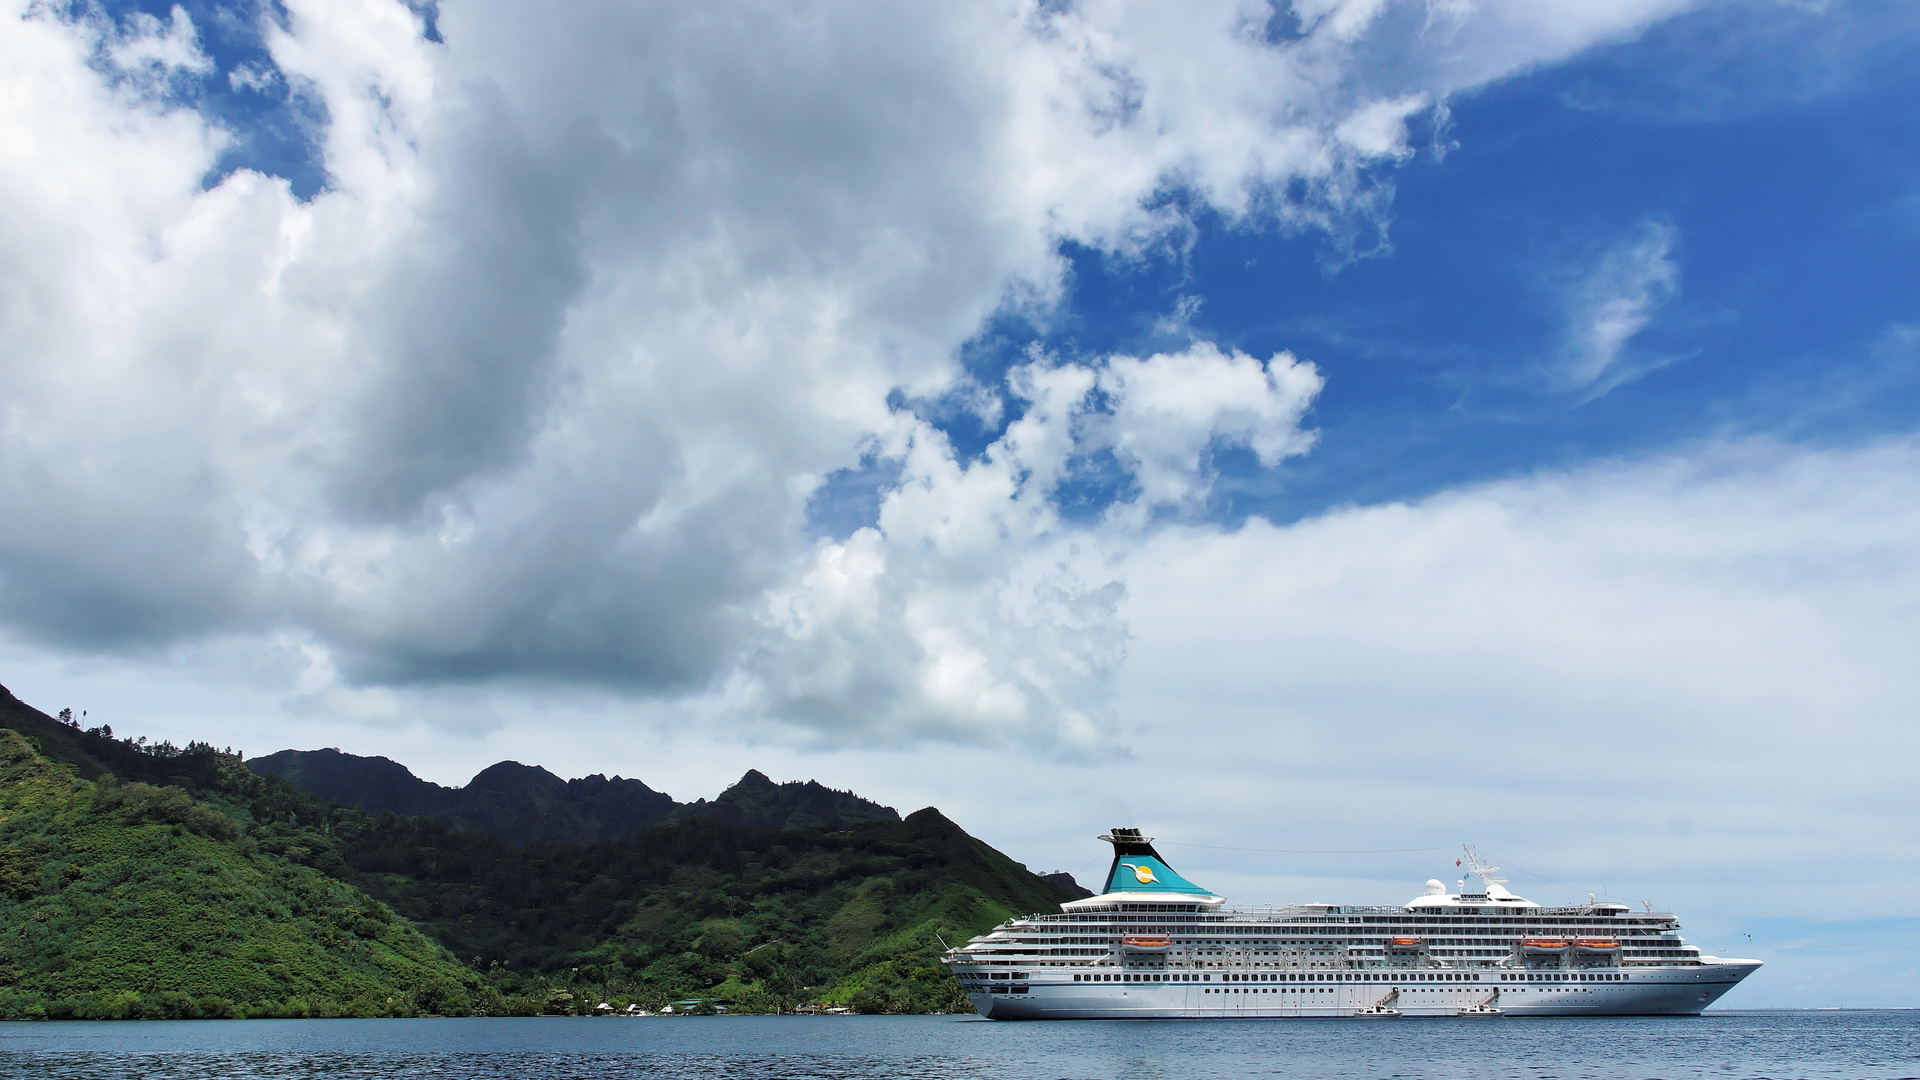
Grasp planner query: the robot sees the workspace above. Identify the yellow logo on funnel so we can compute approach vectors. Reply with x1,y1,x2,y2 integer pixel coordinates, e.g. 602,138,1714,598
1120,862,1158,885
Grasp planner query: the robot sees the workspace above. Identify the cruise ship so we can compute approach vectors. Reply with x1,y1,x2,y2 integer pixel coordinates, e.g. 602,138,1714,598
944,829,1760,1019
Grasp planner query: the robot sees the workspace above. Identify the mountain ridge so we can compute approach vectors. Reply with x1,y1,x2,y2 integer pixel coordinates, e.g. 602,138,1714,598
247,748,899,847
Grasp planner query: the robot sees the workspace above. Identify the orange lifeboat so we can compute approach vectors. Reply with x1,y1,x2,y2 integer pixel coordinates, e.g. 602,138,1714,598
1388,937,1424,948
1573,938,1620,952
1121,935,1172,952
1521,938,1569,952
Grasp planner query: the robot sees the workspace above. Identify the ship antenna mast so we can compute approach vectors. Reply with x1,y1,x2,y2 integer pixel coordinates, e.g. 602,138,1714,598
1462,845,1507,890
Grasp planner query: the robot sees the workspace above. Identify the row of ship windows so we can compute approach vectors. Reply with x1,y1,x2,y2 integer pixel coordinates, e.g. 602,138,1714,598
1013,933,1674,941
1204,988,1331,995
1075,971,1490,984
983,970,1644,987
1045,918,1670,928
1072,904,1656,923
1040,937,1341,944
1025,929,1678,938
1025,954,1680,970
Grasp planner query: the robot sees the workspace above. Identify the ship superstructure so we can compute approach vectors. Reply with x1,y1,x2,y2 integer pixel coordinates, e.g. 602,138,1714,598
943,829,1760,1019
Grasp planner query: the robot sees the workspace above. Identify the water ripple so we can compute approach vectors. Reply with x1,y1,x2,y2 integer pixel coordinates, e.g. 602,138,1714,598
0,1010,1913,1080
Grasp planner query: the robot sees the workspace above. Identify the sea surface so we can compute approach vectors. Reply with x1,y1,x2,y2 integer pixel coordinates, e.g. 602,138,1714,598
0,1010,1913,1080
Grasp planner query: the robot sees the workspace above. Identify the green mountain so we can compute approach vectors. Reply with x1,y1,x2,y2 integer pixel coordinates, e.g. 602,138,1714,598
244,748,457,818
247,749,679,847
0,684,1082,1015
248,751,897,847
0,725,483,1019
334,800,1064,1014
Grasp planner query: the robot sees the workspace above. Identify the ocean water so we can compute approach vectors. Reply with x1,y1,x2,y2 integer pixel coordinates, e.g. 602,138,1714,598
0,1010,1913,1080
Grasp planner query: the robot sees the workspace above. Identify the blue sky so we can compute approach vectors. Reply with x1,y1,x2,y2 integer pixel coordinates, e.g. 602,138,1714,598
922,0,1920,528
2,0,1918,1008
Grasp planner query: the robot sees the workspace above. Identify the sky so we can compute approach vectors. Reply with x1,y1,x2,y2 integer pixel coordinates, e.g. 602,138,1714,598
2,0,1917,1008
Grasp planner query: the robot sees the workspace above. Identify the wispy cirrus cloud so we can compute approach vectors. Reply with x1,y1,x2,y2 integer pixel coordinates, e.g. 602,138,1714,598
1559,218,1683,395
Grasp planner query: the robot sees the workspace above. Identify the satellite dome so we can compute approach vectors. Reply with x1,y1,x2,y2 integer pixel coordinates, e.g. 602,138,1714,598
1424,879,1447,895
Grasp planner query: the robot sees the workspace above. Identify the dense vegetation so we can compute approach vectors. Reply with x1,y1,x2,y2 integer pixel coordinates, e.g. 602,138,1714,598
337,805,1065,1014
0,685,1078,1016
0,728,483,1019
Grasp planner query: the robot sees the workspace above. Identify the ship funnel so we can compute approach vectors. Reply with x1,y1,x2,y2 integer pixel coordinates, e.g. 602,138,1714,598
1098,828,1215,896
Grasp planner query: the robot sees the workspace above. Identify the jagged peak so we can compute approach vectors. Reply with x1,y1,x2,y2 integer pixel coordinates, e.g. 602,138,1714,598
258,746,416,771
464,760,565,789
904,806,955,828
245,740,899,843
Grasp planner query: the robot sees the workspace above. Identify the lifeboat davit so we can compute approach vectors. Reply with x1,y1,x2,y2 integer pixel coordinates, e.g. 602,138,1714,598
1121,935,1172,952
1521,938,1569,952
1573,938,1620,952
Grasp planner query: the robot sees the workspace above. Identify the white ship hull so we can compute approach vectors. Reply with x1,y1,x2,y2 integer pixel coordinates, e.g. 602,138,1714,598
966,960,1760,1019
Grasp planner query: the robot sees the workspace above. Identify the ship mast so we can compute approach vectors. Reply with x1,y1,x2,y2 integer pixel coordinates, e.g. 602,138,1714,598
1461,845,1508,894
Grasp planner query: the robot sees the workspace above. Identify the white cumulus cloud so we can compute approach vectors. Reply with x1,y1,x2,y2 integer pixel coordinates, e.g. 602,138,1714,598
0,0,1719,748
743,343,1321,751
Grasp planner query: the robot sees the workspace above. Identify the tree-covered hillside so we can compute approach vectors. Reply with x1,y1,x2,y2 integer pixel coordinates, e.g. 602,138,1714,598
335,803,1067,1013
0,728,483,1019
0,684,1077,1015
